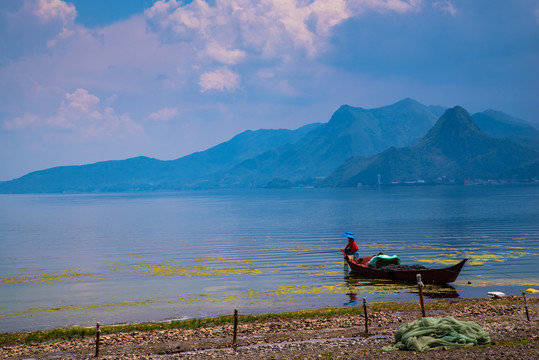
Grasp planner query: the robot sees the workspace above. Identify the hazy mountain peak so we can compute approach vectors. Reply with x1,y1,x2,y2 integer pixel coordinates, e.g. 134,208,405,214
326,105,371,129
421,106,481,145
333,104,366,115
325,105,539,187
470,109,539,151
472,109,539,136
392,97,421,107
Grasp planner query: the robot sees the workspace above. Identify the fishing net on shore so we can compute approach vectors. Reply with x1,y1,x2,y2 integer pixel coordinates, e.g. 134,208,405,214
382,316,490,352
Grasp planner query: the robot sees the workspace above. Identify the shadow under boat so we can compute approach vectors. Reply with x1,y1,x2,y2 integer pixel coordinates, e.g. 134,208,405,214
344,273,460,300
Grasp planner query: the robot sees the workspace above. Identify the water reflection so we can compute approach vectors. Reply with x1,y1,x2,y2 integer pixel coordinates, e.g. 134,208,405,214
344,274,459,300
2,187,537,332
344,289,358,306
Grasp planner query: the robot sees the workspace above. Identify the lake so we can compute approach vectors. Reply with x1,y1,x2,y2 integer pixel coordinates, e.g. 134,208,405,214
1,186,538,333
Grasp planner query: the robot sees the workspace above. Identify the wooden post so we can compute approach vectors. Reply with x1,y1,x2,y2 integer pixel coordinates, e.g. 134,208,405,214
417,274,426,317
95,322,101,357
81,329,85,340
523,292,530,321
233,309,238,350
363,298,369,335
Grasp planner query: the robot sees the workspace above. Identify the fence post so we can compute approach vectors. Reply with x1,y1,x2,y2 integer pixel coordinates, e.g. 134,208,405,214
233,309,238,350
417,274,426,317
95,322,101,357
523,292,530,321
363,298,369,335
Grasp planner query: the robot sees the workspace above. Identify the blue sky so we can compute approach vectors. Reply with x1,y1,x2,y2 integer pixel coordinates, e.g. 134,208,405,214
0,0,538,181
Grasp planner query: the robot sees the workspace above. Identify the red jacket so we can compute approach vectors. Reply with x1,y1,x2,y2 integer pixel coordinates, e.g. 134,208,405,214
346,238,358,253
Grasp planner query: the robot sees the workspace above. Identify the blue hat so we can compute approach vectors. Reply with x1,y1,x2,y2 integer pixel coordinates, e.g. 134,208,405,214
342,232,356,239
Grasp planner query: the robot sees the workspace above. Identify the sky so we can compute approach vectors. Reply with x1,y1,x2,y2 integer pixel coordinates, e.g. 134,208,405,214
0,0,538,181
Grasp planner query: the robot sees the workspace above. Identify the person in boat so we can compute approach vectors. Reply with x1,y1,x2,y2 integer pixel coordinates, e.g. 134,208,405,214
342,232,359,258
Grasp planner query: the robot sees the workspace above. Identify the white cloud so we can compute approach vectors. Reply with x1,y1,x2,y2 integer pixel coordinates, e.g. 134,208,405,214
65,88,97,106
30,0,79,47
106,94,118,104
83,107,142,138
46,26,77,48
34,0,77,23
347,0,423,15
145,0,353,60
0,0,80,55
45,88,102,130
137,0,431,104
3,88,143,139
143,0,426,88
147,107,179,122
309,0,350,35
199,68,241,92
205,42,247,65
3,113,41,130
433,1,458,17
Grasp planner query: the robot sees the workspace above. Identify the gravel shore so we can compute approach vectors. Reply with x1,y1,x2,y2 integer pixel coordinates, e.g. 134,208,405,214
1,296,537,359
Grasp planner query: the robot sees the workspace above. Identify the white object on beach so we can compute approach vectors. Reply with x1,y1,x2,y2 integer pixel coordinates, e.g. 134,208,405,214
487,291,506,297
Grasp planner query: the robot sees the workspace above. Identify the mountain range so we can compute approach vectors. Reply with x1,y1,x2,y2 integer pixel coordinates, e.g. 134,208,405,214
0,124,319,193
202,98,440,188
1,99,537,193
324,106,539,186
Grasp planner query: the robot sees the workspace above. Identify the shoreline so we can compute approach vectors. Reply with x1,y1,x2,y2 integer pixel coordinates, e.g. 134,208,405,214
3,279,537,335
1,295,537,359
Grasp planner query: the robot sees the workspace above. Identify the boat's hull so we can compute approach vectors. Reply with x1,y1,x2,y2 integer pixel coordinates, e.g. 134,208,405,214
342,252,467,284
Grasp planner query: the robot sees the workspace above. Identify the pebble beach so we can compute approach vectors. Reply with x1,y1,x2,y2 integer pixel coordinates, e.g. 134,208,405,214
1,295,537,359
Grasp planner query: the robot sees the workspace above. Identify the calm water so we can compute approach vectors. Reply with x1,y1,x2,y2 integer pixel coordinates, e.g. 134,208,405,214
1,186,538,332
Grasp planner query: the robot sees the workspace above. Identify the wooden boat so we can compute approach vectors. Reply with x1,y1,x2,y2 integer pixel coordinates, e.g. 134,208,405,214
342,251,467,284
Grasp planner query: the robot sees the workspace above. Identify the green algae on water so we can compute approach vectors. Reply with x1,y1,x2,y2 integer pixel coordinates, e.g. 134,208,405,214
131,263,262,277
0,299,166,320
0,270,100,285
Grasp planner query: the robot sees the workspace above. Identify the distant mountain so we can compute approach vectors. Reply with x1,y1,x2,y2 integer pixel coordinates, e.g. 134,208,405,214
151,123,320,188
0,156,165,193
472,110,539,152
324,106,539,186
0,124,320,193
207,98,440,187
2,99,537,193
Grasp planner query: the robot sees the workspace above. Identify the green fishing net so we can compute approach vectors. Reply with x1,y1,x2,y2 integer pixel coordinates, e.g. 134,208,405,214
382,316,490,352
